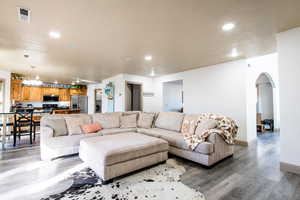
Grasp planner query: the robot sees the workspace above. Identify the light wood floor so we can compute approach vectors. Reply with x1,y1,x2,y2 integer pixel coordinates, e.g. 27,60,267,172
0,132,300,200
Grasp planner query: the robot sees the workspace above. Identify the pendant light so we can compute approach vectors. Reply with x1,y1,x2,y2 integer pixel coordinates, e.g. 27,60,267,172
22,66,43,86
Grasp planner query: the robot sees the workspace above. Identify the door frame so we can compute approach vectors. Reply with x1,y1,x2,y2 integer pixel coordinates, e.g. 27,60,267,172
124,81,143,111
94,89,102,113
0,79,5,113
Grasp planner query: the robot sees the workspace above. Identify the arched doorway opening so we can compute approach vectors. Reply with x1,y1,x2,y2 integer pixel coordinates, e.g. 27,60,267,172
255,73,276,135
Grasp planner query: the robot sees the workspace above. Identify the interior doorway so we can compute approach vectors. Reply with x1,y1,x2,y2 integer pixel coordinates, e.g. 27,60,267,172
125,82,142,111
0,80,4,113
256,73,275,135
163,80,183,112
94,89,102,113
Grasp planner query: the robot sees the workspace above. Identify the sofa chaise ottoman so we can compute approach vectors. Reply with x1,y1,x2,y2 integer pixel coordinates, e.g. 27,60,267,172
79,132,169,182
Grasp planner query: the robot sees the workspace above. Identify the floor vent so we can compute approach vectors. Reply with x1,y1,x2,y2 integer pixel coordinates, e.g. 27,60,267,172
17,7,31,23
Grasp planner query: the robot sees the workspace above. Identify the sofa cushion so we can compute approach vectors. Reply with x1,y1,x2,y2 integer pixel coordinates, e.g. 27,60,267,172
81,123,102,134
123,111,141,116
137,128,176,138
155,112,184,132
65,116,91,135
46,132,101,148
138,128,214,154
158,131,214,155
92,112,122,129
98,128,137,135
120,114,137,128
42,116,67,137
181,114,201,134
137,112,155,129
195,119,217,135
80,132,168,166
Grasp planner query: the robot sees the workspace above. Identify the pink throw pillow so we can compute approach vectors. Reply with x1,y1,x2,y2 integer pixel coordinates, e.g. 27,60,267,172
81,123,102,134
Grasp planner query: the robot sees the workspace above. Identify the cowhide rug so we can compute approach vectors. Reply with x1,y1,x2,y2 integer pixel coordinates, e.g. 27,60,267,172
41,159,205,200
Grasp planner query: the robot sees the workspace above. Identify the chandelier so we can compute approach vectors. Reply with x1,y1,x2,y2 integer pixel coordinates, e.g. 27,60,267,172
22,66,43,86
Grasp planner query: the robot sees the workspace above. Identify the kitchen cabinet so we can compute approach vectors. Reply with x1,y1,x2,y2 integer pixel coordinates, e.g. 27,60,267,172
43,87,59,96
70,88,87,96
11,81,86,102
21,86,31,101
11,79,22,101
21,86,42,102
29,87,42,101
59,88,70,101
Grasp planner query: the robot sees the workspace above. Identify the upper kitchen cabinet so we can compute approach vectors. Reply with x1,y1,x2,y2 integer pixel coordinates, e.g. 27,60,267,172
59,88,70,101
70,88,87,96
21,86,42,102
11,79,22,101
29,87,43,101
43,87,59,96
21,86,31,101
11,77,86,102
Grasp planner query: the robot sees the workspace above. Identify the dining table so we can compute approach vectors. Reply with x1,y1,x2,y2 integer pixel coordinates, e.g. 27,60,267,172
0,110,50,150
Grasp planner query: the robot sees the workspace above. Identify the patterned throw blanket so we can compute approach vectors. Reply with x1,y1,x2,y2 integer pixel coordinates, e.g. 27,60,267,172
181,114,238,150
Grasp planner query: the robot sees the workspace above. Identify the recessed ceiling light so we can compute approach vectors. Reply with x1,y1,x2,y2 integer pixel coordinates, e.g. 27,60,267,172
49,31,61,39
222,23,235,31
71,82,75,85
144,55,152,61
229,48,239,57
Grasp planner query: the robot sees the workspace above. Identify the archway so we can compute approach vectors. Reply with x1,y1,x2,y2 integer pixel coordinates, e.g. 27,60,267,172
255,73,276,135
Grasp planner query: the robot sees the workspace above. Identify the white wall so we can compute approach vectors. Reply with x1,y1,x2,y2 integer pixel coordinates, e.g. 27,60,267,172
163,81,183,112
87,83,104,114
277,27,300,167
152,72,185,112
99,74,155,113
0,70,11,112
97,53,279,143
123,74,155,112
246,53,279,142
153,60,249,141
101,74,125,113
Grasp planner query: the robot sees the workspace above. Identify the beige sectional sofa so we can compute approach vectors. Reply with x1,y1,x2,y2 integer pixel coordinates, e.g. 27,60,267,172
40,111,234,167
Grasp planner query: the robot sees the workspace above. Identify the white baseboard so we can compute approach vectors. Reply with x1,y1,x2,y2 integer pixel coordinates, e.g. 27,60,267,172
234,139,248,146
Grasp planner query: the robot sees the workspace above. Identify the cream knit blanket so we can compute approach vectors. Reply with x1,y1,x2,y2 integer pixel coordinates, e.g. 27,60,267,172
181,114,238,150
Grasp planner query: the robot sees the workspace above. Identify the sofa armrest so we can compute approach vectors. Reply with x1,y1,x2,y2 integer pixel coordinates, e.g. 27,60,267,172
207,132,234,158
207,132,232,146
40,126,54,143
207,132,234,148
206,132,218,144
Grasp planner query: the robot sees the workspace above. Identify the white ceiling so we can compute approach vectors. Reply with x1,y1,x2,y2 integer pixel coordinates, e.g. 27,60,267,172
0,0,300,83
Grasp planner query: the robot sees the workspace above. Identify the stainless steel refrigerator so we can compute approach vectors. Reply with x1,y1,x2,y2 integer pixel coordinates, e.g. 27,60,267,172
71,95,88,113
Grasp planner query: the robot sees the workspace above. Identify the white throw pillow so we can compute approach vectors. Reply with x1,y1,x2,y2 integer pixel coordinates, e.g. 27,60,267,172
120,114,137,128
92,112,122,129
195,119,217,135
137,112,156,129
65,116,91,135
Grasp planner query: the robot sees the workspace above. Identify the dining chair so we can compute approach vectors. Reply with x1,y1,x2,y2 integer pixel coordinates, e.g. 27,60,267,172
13,108,34,146
32,114,42,141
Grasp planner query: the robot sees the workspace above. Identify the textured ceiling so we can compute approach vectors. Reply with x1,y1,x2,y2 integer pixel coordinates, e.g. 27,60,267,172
0,0,300,83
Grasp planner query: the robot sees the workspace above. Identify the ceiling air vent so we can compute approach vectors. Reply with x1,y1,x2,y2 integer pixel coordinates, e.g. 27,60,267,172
17,7,31,23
